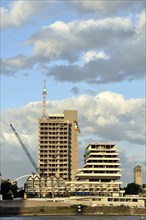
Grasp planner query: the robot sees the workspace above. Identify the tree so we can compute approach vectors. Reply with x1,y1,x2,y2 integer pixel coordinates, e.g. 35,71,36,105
124,182,142,195
1,179,18,200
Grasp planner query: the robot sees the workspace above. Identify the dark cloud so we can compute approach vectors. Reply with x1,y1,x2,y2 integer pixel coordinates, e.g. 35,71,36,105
70,86,80,95
1,56,36,76
45,50,145,84
69,0,144,15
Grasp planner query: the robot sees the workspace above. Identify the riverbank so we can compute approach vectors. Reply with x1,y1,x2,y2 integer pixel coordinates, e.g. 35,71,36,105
0,200,146,216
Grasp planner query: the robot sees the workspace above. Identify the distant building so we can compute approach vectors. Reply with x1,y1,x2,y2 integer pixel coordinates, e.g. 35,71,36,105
134,165,142,186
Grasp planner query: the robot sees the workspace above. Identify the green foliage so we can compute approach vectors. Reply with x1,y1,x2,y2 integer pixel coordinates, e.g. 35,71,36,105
124,182,142,195
1,180,18,200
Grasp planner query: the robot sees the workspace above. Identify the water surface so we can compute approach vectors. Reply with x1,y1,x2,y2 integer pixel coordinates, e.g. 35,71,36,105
0,216,144,220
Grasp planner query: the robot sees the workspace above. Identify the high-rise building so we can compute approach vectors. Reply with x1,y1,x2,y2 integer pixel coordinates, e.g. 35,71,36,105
134,165,142,186
38,82,79,180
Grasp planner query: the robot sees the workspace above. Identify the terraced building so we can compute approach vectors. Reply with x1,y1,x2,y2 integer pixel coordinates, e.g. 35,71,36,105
76,142,121,182
66,142,124,196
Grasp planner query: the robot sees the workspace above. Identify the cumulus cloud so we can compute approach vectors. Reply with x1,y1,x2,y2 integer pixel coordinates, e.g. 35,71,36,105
83,50,110,63
1,92,145,182
1,1,143,29
27,17,136,59
69,0,144,14
0,1,51,29
43,12,144,83
2,13,145,83
1,0,145,83
1,55,36,76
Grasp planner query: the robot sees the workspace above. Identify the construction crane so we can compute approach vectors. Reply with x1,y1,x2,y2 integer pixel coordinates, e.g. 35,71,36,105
10,124,38,173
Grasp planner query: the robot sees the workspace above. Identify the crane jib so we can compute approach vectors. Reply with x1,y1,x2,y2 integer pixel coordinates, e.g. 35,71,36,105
10,124,38,173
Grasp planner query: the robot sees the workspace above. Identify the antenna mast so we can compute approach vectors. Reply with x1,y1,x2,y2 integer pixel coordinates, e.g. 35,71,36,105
43,80,47,117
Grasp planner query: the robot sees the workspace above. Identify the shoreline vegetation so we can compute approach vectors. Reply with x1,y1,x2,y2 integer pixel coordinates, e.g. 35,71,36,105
0,200,146,216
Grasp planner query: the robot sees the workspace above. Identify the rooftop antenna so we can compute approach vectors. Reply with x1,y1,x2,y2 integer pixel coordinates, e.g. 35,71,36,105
42,80,47,117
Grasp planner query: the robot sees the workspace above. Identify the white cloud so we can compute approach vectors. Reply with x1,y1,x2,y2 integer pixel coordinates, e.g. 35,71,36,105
28,16,135,59
84,50,109,63
0,1,50,29
1,5,145,83
1,0,144,29
44,11,144,84
137,10,146,30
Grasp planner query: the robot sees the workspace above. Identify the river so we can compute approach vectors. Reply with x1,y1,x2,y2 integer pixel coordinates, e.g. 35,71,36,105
0,216,145,220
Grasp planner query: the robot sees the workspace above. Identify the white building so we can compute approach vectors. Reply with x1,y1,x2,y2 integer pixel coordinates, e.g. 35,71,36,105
69,142,124,197
76,142,121,181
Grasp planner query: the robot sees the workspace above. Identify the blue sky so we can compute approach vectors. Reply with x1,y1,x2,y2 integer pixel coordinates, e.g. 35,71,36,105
1,0,146,186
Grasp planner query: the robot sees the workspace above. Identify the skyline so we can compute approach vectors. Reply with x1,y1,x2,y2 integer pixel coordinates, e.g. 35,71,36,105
1,0,146,186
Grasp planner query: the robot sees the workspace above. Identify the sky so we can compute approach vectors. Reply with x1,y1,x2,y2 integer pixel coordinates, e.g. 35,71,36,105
0,0,146,187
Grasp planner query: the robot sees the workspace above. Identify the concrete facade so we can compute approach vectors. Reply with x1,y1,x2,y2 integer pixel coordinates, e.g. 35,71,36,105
26,175,124,197
27,142,125,198
73,142,123,197
76,142,121,181
38,110,79,181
